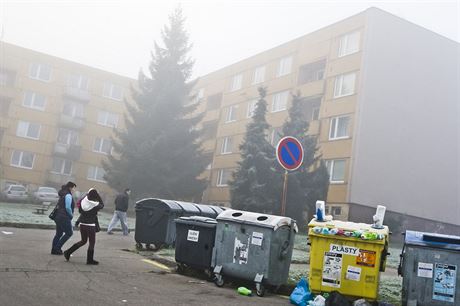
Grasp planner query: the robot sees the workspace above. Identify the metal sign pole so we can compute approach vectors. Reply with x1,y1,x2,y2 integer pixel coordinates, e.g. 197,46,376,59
281,170,288,216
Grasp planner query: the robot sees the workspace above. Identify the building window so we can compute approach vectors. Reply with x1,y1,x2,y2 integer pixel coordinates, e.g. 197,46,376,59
253,66,266,84
277,56,292,77
298,59,326,85
103,82,123,101
51,158,73,175
332,206,342,216
272,91,289,112
329,116,350,140
221,137,233,154
230,74,243,92
338,31,361,57
23,91,46,111
57,128,79,145
93,137,112,154
325,159,346,183
190,88,204,105
0,96,12,116
226,105,237,123
334,72,356,98
0,69,16,86
63,100,85,118
29,63,52,81
11,150,35,169
270,127,283,146
217,169,232,187
16,121,41,140
67,74,89,90
87,166,106,182
312,107,320,121
97,111,119,128
247,100,257,118
206,93,223,110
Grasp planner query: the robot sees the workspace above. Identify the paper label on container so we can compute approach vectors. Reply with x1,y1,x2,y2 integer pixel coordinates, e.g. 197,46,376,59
322,252,342,288
187,230,199,242
233,237,250,265
346,265,361,281
329,244,359,256
251,232,263,246
417,262,433,278
356,250,376,267
433,263,456,303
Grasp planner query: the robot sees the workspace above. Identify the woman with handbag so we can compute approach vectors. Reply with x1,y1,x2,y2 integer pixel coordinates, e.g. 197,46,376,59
64,188,104,265
51,181,77,255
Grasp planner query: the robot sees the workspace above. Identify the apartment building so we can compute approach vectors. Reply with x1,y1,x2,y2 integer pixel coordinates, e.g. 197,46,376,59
191,8,459,230
0,42,134,200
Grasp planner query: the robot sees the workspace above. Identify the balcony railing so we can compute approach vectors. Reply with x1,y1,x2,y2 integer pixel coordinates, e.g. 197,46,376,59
64,87,90,102
54,143,82,160
59,114,85,130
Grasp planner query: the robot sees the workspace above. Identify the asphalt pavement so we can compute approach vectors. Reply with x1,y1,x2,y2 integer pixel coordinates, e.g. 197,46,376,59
0,227,289,306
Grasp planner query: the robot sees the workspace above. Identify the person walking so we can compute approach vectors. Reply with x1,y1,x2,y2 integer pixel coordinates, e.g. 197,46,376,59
64,188,104,265
107,188,131,235
51,181,77,255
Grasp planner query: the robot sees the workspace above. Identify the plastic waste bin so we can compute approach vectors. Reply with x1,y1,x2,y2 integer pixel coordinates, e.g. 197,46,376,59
398,230,460,306
174,216,217,272
134,198,223,249
307,219,389,301
212,209,298,296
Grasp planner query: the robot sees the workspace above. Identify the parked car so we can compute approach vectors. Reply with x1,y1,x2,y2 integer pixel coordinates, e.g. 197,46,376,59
32,186,59,204
1,184,28,202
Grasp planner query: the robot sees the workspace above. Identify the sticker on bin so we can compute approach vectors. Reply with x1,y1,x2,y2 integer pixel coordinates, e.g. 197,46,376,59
322,252,342,288
346,265,361,281
356,250,376,267
233,237,249,265
251,232,263,246
433,263,456,303
330,244,359,256
187,230,200,242
417,262,433,278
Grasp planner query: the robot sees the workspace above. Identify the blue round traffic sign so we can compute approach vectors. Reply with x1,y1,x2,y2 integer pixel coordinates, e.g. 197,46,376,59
276,136,304,171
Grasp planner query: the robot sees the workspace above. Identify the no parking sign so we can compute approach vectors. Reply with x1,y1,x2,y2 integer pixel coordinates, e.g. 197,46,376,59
276,136,304,171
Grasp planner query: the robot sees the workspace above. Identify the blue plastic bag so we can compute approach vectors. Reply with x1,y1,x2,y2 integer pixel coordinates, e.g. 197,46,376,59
290,278,313,306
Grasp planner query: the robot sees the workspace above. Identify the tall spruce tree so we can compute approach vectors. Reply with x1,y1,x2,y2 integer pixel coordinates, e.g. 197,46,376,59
103,8,207,200
229,87,280,213
279,92,329,228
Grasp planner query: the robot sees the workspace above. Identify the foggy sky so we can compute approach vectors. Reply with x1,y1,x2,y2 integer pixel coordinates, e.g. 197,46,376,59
1,0,458,79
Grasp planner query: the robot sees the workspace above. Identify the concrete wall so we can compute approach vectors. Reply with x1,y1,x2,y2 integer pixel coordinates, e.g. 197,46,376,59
349,9,460,225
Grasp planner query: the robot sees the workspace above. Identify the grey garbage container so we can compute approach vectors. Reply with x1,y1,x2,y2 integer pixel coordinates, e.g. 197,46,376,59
175,216,217,272
135,198,225,250
211,209,298,296
399,230,460,306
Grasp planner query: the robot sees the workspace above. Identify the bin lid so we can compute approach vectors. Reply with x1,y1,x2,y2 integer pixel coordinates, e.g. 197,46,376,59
209,205,226,216
194,203,217,217
175,216,217,227
174,201,201,214
216,209,298,232
135,198,183,212
404,230,460,251
308,219,389,236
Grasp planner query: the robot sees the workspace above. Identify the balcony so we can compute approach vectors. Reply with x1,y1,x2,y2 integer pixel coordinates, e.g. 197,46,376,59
47,172,76,185
59,114,85,130
64,87,90,102
54,143,82,160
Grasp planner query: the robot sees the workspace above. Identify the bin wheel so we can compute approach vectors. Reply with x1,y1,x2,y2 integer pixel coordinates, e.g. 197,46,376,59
135,243,143,250
256,283,265,297
214,274,224,287
176,264,185,274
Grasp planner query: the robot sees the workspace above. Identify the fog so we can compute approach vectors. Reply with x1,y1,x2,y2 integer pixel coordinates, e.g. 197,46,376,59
1,0,458,79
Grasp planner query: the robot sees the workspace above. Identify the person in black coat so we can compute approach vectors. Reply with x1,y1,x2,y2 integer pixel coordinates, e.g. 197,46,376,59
63,188,104,265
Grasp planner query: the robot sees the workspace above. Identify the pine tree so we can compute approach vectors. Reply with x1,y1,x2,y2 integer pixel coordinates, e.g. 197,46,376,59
229,87,280,213
103,8,208,200
279,92,329,228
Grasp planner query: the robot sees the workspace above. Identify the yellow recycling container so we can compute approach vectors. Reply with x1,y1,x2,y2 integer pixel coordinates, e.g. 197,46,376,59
308,219,389,300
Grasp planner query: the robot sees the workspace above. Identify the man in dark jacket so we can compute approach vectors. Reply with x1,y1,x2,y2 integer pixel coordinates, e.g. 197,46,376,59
107,188,130,235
